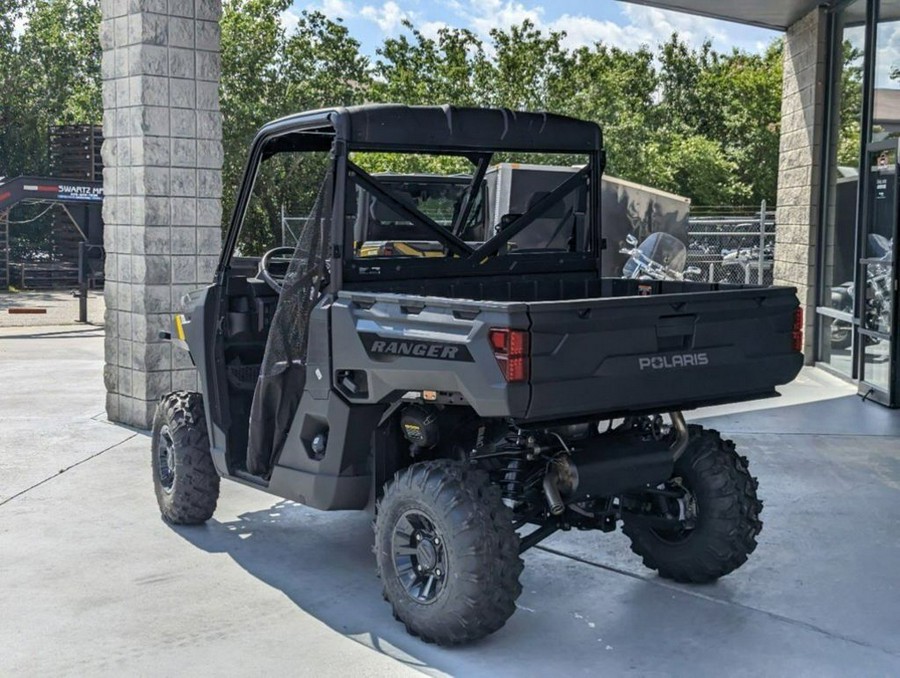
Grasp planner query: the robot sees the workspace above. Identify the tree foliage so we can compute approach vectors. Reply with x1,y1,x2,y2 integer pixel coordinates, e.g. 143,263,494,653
364,21,785,206
220,4,369,234
0,0,100,178
4,0,852,221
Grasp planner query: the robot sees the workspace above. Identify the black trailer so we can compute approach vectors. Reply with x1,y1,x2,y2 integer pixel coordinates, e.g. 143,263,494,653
0,176,104,319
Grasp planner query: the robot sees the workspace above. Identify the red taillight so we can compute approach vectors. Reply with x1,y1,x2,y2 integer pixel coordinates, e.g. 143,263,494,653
489,328,530,383
792,307,804,353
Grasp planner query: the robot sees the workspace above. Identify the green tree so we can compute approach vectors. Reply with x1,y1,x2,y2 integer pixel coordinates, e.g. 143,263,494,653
371,21,491,105
0,0,101,178
220,1,369,249
839,40,865,167
694,42,784,204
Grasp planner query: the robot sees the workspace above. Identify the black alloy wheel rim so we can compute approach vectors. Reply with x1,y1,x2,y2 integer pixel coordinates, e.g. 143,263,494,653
157,425,176,493
392,509,447,604
651,477,699,543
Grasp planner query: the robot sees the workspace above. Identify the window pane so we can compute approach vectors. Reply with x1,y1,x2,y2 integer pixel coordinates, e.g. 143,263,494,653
234,151,330,259
872,0,900,143
348,152,590,261
818,0,866,376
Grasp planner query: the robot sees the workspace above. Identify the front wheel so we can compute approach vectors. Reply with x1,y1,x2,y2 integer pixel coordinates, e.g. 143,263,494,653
622,426,762,583
374,460,523,645
151,391,220,524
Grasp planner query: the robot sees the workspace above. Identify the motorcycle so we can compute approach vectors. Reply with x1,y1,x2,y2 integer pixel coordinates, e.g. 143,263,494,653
620,232,701,281
720,245,774,263
830,234,892,350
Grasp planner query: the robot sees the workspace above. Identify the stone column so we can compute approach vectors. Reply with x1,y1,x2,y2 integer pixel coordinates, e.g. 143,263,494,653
774,7,828,364
100,0,223,428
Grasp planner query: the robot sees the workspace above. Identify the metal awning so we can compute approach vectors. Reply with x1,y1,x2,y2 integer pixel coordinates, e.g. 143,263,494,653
618,1,828,31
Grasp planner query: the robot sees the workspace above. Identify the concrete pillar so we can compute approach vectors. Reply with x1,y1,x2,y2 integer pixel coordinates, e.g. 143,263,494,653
100,0,224,428
774,7,828,364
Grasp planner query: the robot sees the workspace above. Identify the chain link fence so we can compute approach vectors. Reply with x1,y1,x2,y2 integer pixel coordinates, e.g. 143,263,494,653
687,201,775,286
284,202,778,286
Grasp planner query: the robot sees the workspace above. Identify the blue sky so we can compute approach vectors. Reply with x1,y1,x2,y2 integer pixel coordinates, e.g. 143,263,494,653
285,0,779,55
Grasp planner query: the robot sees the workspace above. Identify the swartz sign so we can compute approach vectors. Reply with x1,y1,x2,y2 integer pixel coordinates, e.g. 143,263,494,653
49,184,103,202
0,177,104,210
19,182,103,202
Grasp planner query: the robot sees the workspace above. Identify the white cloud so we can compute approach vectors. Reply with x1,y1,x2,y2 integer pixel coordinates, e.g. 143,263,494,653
280,8,300,33
465,0,543,37
547,14,637,51
360,1,409,34
620,5,728,47
290,0,774,53
448,0,761,53
872,22,900,89
322,0,356,18
419,20,451,41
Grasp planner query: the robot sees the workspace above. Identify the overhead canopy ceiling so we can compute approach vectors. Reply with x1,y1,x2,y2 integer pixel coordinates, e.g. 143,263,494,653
618,1,828,31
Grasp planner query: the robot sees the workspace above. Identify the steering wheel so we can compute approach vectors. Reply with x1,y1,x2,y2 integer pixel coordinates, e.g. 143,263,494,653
258,246,295,293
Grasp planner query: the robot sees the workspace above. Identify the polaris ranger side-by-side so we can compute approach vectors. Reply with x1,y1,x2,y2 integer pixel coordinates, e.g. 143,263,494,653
152,105,803,645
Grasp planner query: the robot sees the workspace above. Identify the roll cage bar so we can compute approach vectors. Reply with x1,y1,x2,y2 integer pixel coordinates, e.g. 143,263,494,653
217,105,605,286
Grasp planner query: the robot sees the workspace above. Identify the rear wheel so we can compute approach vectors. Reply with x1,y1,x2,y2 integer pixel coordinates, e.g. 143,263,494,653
622,426,762,583
151,391,220,525
375,460,523,645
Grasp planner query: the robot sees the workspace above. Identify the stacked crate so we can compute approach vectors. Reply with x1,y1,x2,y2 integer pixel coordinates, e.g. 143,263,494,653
49,125,103,269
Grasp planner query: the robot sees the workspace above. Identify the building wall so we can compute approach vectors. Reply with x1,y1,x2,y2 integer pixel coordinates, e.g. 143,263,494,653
775,6,828,363
100,0,224,428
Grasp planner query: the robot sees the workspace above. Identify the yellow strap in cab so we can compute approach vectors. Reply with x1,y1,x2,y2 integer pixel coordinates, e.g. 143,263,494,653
174,314,186,341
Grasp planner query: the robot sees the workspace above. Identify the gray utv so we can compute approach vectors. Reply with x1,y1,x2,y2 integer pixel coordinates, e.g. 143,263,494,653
152,105,803,645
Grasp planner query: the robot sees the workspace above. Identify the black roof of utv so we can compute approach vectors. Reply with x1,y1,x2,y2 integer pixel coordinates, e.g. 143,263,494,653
257,104,604,154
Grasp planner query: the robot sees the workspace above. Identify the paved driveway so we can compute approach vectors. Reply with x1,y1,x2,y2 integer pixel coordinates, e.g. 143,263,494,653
2,326,899,676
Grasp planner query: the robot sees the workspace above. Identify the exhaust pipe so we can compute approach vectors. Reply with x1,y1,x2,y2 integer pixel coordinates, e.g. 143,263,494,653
542,413,689,514
668,411,689,461
543,466,565,515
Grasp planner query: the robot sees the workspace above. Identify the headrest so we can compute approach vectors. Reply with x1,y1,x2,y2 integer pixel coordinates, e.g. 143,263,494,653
371,194,413,224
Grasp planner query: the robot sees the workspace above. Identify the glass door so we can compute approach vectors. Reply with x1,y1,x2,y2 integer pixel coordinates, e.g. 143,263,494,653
858,139,899,404
817,0,867,378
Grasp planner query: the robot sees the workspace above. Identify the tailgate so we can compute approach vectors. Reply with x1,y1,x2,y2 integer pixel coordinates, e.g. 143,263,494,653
525,287,803,421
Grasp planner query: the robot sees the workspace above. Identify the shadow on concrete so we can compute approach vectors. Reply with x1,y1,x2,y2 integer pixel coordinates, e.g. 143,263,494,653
162,383,900,673
0,291,78,303
167,475,900,675
169,503,450,673
0,326,104,339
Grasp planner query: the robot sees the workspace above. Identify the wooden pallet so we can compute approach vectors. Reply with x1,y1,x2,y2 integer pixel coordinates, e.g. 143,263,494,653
48,124,104,272
49,125,103,181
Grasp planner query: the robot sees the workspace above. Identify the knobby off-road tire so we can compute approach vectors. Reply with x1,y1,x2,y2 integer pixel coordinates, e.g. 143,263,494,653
151,391,220,525
622,426,763,583
375,460,524,645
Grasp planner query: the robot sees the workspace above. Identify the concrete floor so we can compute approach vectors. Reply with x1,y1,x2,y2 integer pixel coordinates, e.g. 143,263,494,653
2,327,900,676
0,290,104,327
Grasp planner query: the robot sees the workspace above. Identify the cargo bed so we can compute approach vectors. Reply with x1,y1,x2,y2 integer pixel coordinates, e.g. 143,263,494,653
337,276,803,422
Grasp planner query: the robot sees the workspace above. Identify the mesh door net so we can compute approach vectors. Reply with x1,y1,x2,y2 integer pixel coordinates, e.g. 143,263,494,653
246,172,333,476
